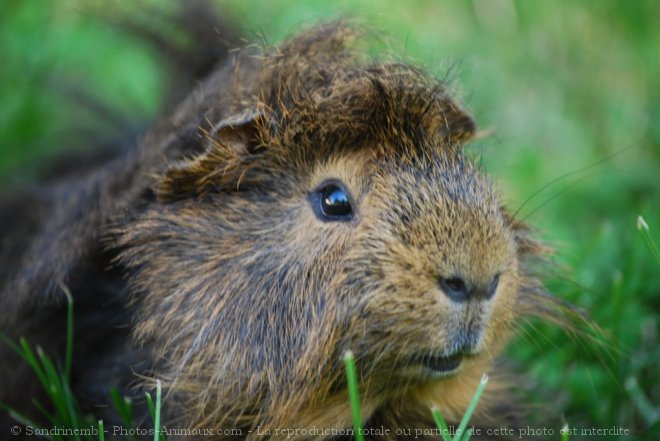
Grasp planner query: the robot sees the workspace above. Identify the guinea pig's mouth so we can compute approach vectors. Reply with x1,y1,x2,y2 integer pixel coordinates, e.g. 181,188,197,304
401,332,484,380
407,352,465,378
422,353,463,374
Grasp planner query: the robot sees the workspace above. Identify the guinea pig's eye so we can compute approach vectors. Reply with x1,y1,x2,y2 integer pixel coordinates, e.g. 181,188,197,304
311,181,354,221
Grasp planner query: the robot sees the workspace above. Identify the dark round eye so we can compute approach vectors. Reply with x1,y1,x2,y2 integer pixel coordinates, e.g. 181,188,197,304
315,183,353,221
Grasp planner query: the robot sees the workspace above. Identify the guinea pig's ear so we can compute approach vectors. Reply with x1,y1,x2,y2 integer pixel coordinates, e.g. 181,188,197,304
159,109,270,202
433,95,477,146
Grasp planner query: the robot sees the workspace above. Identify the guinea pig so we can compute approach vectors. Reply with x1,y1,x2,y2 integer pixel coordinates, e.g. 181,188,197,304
0,18,574,441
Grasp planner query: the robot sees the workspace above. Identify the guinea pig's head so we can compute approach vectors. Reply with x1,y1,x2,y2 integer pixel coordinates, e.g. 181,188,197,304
115,24,546,430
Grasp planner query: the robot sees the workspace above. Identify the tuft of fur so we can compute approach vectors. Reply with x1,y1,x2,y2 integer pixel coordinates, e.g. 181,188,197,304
1,14,582,441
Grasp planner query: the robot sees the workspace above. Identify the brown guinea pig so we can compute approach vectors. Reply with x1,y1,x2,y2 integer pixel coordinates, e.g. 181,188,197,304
0,18,575,441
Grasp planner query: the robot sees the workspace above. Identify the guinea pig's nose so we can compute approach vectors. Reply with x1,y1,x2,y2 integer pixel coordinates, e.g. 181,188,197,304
439,274,500,302
439,276,469,302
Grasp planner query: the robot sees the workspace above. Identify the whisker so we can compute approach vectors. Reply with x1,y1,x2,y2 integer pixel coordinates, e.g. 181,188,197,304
512,137,644,219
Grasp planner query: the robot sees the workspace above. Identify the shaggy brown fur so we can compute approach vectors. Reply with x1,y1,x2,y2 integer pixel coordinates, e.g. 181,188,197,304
1,14,575,441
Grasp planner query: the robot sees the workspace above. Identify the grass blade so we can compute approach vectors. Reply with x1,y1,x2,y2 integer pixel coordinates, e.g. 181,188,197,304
60,374,82,441
625,376,659,426
61,284,75,383
110,387,134,433
637,216,660,266
453,374,489,441
145,392,156,420
561,423,570,441
343,351,365,441
154,379,163,441
17,338,49,389
35,347,69,424
0,332,24,360
8,410,55,441
98,419,105,441
430,407,453,441
31,398,57,424
146,382,166,441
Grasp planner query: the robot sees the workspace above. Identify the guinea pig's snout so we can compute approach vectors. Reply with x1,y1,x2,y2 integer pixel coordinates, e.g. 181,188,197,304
438,273,500,302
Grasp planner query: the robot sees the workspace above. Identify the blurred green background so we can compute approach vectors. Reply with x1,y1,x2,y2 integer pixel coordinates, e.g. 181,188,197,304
1,0,658,439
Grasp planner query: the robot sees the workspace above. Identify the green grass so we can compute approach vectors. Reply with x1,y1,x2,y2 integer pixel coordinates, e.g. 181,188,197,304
343,351,366,441
109,388,134,439
430,407,452,441
637,216,660,266
430,374,489,441
0,291,164,441
345,350,489,441
1,0,658,439
5,316,488,441
0,287,94,441
145,382,166,441
451,374,488,441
